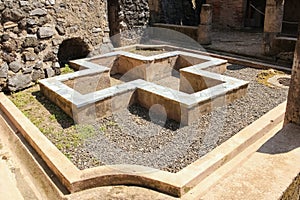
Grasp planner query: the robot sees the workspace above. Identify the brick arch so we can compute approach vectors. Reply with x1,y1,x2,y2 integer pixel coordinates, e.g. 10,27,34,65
57,38,90,66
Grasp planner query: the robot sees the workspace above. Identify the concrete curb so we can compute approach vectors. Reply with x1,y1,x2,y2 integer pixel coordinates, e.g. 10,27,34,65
0,92,286,197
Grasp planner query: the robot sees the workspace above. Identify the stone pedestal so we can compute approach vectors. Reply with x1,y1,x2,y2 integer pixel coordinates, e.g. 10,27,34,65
285,24,300,125
263,0,284,55
198,4,212,45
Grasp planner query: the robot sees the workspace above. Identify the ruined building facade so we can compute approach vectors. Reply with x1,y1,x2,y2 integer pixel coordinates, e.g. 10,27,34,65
0,0,299,92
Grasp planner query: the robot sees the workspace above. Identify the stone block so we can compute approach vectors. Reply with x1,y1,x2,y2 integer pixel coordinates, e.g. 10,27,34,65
22,52,37,62
37,27,55,39
0,62,8,78
22,36,39,48
8,74,32,91
2,9,25,22
44,68,55,78
32,69,45,81
9,61,23,73
19,1,29,7
46,0,56,6
3,21,18,29
55,25,65,35
30,8,47,16
1,34,10,42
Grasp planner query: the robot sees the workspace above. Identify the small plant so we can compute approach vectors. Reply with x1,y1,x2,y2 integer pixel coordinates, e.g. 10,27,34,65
60,64,75,75
49,114,56,121
108,120,118,127
99,125,107,132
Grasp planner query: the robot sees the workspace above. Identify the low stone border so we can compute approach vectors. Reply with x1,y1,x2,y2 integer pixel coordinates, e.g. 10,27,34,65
0,92,286,197
117,44,291,72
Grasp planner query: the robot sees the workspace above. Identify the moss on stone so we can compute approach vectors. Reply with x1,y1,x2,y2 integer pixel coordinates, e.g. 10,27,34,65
256,69,285,87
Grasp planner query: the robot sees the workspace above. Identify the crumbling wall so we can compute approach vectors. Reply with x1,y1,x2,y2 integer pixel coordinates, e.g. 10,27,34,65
149,0,197,26
0,0,110,92
206,0,247,28
110,0,150,46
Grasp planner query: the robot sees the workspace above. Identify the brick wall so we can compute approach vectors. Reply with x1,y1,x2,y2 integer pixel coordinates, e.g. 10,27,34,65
206,0,247,29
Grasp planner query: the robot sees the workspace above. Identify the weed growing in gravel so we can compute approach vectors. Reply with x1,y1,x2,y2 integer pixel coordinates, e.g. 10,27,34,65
99,125,107,132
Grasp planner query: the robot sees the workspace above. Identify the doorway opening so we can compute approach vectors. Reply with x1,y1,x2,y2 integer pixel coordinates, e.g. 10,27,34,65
244,0,266,29
57,38,90,67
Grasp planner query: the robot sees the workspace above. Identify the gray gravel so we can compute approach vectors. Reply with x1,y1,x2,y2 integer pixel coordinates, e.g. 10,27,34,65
70,66,288,172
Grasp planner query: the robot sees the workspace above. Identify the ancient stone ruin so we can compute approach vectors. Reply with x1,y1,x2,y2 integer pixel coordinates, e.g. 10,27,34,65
0,0,299,199
0,0,112,92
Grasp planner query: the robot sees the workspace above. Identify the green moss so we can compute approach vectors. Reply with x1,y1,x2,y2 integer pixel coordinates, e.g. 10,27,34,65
256,69,285,87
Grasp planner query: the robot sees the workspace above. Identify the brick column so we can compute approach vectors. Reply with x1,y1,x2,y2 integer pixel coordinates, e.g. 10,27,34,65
285,23,300,125
198,4,212,45
263,0,284,55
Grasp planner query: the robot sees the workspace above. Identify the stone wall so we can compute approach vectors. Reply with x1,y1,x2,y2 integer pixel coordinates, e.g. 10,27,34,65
109,0,150,47
149,0,198,26
0,0,110,92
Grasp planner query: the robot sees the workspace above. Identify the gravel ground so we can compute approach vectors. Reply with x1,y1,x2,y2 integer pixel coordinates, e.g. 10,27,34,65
66,66,289,173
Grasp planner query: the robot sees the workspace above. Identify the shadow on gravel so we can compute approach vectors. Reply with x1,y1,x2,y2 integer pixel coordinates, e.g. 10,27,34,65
227,65,247,71
128,104,181,131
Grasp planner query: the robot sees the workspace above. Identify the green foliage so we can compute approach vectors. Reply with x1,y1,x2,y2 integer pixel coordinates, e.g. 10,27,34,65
60,64,75,75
